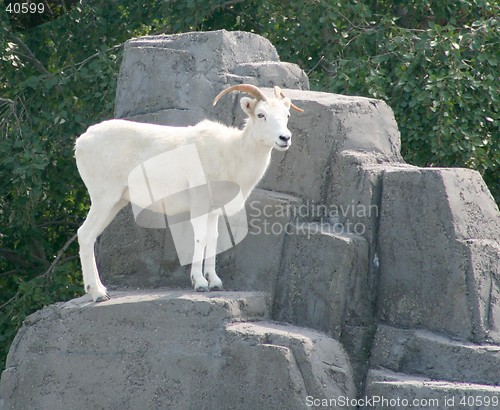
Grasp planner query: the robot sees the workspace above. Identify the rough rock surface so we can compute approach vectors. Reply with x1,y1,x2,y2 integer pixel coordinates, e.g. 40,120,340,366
0,291,355,410
115,30,308,125
370,325,500,386
366,369,500,410
377,167,500,343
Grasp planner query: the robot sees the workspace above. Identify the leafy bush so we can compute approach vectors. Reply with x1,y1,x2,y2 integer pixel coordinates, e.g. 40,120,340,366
1,0,498,371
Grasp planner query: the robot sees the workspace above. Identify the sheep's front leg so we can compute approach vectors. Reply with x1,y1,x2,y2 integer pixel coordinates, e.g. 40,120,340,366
204,212,223,290
190,212,210,292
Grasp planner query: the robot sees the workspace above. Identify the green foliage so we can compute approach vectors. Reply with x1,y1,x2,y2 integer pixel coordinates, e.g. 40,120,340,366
1,0,498,372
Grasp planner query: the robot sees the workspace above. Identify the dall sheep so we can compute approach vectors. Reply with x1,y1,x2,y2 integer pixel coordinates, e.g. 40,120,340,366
75,84,302,301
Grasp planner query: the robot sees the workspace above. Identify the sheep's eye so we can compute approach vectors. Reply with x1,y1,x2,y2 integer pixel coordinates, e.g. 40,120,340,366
257,113,265,119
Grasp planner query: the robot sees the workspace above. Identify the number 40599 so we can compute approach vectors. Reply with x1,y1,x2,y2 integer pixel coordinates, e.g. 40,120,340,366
6,2,45,14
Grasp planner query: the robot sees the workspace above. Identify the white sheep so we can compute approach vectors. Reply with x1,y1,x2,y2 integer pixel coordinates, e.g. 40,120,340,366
75,84,302,301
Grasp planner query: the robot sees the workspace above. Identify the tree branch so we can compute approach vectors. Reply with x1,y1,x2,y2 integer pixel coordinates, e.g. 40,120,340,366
74,43,123,71
42,232,78,279
0,233,79,310
2,27,50,75
0,98,15,105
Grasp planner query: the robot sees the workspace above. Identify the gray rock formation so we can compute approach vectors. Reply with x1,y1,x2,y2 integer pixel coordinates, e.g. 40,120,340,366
2,30,500,409
378,168,500,343
0,291,355,410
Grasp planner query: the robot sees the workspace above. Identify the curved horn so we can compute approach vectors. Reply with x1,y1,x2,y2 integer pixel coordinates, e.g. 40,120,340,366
290,102,304,113
212,84,267,107
274,86,304,113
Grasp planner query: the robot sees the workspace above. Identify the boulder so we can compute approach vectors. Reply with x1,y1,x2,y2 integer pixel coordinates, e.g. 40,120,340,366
377,168,500,342
370,324,500,386
115,30,308,125
273,223,370,338
0,291,355,410
365,369,500,410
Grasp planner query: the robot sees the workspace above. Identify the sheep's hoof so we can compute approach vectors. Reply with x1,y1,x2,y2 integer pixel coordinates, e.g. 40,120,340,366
95,293,110,302
207,276,223,291
195,285,210,292
87,284,110,302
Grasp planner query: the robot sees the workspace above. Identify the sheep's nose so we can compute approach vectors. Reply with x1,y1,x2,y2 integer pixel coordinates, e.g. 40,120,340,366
279,135,291,142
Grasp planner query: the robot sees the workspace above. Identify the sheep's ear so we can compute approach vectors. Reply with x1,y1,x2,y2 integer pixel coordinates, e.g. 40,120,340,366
240,97,258,116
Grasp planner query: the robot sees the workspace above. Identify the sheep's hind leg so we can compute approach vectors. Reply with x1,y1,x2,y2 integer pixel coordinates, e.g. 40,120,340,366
204,212,223,290
77,196,127,301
